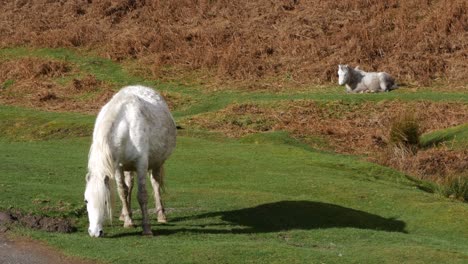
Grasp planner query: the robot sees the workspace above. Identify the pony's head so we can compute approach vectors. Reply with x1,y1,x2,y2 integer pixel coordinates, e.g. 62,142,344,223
84,173,112,237
338,64,350,85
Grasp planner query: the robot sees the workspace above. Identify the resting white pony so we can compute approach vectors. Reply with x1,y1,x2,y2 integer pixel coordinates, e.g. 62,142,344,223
84,85,176,237
338,64,397,93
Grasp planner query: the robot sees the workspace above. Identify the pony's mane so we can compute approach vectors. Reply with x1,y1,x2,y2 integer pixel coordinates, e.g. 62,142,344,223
88,97,122,179
87,94,125,221
86,175,114,222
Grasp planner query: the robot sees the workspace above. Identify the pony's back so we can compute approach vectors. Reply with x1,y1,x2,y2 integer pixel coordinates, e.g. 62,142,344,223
89,85,176,178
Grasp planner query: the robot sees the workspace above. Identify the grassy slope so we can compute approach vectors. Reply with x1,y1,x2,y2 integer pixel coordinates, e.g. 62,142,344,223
1,48,468,263
0,105,94,141
421,124,468,149
1,114,468,263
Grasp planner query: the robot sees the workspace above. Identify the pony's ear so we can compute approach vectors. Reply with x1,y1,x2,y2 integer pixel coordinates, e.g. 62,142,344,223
85,173,90,182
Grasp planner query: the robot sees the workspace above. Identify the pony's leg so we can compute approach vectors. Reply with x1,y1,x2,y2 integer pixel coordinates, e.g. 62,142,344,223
150,166,167,223
119,171,134,222
124,171,134,218
136,162,153,236
115,168,134,228
353,85,367,93
118,171,127,221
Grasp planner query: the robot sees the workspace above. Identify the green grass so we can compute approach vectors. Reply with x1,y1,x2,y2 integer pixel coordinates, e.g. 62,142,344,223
1,79,14,90
421,123,468,149
1,47,468,263
0,105,94,141
1,112,468,263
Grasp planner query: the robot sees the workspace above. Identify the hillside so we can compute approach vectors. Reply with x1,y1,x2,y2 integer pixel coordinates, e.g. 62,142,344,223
1,0,467,87
0,1,468,259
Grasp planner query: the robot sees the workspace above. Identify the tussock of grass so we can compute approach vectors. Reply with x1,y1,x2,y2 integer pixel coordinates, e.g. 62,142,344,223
437,176,468,202
389,112,421,153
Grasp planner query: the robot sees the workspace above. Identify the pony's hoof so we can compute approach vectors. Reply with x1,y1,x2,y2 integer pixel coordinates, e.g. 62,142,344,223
157,210,167,223
123,222,135,228
142,230,153,236
157,216,167,224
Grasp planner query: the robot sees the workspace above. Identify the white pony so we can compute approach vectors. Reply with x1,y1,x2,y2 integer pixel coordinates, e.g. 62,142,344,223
84,85,177,237
338,64,397,93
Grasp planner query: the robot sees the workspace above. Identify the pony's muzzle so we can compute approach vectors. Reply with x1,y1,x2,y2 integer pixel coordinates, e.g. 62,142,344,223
88,228,104,237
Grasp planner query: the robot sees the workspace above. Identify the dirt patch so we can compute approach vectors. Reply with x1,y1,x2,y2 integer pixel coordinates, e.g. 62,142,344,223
0,210,76,233
0,233,97,264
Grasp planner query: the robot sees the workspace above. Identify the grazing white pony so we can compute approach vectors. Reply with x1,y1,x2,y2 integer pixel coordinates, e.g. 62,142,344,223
338,64,397,93
84,85,177,237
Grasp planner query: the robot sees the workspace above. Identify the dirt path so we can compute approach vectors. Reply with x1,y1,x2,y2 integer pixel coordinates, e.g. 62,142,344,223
0,233,97,264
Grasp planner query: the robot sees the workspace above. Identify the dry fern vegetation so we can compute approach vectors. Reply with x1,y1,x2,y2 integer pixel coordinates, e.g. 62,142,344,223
0,57,118,113
0,0,466,88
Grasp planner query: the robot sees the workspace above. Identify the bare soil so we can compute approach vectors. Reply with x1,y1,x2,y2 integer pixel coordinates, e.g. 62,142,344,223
0,233,97,264
0,210,89,263
0,210,76,233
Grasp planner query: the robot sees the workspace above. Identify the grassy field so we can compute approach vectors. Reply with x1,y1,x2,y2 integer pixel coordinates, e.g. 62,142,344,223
2,129,468,263
1,48,468,263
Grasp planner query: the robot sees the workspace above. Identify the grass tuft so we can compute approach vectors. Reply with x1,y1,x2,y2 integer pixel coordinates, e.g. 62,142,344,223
437,175,468,202
389,112,421,153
